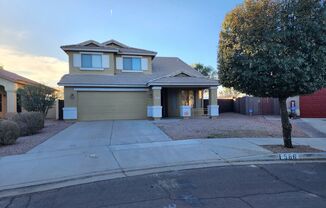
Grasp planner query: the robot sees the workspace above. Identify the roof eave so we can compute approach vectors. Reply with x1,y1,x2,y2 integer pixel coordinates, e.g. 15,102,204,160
118,52,157,56
60,47,119,53
57,83,147,88
147,82,219,87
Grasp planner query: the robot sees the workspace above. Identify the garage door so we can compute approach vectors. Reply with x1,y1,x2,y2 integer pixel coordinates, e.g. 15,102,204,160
300,88,326,118
77,91,148,121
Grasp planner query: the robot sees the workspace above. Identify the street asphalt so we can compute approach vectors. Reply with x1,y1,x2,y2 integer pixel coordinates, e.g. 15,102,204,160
1,162,326,208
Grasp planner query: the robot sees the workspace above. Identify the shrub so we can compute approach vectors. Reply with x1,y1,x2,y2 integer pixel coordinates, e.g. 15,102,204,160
9,112,44,136
0,120,20,145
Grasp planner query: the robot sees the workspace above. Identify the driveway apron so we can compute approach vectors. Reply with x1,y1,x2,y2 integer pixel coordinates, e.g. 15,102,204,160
29,120,171,153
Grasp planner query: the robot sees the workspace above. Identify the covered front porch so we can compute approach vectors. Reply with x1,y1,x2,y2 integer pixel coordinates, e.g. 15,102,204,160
147,86,219,119
0,83,20,119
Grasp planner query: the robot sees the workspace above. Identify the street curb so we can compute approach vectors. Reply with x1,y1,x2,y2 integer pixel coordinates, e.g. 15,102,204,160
228,152,326,162
0,152,326,198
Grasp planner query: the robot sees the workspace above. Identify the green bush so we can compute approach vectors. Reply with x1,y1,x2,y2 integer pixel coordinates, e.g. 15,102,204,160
0,120,20,145
9,112,44,136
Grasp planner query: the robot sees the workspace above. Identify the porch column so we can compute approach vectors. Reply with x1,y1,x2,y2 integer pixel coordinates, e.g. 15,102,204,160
6,90,17,113
194,89,203,116
208,86,219,118
147,86,162,119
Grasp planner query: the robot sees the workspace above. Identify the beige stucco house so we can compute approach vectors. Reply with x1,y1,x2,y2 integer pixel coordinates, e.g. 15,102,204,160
58,40,219,121
0,66,39,118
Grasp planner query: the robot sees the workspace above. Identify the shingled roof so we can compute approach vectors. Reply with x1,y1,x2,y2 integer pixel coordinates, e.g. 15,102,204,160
0,67,38,85
58,57,218,87
61,39,157,56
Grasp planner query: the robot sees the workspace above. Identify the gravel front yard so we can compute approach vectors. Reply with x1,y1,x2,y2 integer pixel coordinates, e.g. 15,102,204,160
154,113,308,140
0,120,73,157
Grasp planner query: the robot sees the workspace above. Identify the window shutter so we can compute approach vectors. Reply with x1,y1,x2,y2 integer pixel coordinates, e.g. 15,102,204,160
102,55,110,68
73,54,81,67
141,58,148,70
116,57,123,70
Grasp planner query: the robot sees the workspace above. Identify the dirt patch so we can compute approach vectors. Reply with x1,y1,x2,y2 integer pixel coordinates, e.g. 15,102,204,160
207,130,274,138
154,113,308,140
0,120,73,157
262,145,323,153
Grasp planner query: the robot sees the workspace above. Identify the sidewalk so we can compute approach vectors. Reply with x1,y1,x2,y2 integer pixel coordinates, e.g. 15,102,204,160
1,137,326,197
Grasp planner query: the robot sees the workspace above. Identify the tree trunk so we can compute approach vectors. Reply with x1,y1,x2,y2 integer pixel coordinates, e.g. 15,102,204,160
278,97,293,148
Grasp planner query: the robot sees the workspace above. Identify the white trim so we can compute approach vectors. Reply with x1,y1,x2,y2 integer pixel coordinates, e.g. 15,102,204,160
102,54,110,68
147,106,162,118
121,55,143,58
152,86,162,90
208,105,219,117
73,54,81,68
80,52,103,55
74,88,149,92
80,68,104,71
121,70,143,73
62,47,119,52
141,58,148,71
118,52,156,56
63,107,77,120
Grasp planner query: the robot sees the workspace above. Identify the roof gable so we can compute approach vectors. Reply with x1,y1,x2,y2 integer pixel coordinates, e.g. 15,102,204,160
78,40,102,47
102,39,129,48
61,39,157,56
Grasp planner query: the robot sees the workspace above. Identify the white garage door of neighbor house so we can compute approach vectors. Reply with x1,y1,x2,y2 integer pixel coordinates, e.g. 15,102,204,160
77,91,148,121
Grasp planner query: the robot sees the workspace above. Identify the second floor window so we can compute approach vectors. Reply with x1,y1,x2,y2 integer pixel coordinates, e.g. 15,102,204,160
123,57,141,71
81,54,102,69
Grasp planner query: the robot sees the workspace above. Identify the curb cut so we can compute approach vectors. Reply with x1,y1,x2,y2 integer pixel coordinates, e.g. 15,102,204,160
0,152,326,198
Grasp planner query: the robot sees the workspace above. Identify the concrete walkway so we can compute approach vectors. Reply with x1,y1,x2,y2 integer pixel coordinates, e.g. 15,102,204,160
301,118,326,135
1,120,326,197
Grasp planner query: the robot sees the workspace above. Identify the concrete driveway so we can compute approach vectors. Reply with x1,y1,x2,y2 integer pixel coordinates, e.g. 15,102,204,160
29,120,171,153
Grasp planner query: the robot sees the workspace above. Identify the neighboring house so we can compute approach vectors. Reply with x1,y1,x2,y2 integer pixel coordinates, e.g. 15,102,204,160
58,39,219,121
0,66,38,118
0,66,58,119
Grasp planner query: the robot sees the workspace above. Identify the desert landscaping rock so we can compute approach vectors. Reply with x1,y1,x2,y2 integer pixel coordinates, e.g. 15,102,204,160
154,113,307,140
0,120,73,157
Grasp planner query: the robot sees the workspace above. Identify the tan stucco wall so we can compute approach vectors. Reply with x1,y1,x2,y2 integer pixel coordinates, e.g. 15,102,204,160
64,87,77,107
209,87,218,105
0,89,6,118
152,88,161,106
67,52,115,75
67,52,152,75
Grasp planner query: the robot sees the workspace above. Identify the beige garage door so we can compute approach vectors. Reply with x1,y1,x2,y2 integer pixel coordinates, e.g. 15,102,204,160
77,91,148,121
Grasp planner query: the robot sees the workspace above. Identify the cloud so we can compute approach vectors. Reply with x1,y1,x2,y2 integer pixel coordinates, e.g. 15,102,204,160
0,45,67,88
0,28,29,42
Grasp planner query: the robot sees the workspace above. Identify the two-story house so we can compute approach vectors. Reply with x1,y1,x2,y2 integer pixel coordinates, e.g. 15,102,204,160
58,39,219,121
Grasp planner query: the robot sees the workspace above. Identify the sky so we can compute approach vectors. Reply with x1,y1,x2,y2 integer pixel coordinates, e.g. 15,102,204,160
0,0,243,87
